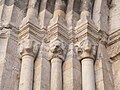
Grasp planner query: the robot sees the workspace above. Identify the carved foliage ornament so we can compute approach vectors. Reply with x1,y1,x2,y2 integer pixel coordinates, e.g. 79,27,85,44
19,38,40,58
78,39,97,60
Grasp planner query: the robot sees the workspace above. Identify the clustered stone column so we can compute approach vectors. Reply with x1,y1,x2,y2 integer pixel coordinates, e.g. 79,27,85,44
49,40,66,90
78,39,96,90
19,39,39,90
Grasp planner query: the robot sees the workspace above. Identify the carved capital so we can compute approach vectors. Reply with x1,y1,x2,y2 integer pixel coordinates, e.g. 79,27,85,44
78,39,97,60
49,40,67,61
98,30,108,46
19,38,39,59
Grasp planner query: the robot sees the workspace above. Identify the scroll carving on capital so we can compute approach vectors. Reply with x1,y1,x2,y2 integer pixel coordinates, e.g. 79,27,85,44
78,39,97,60
49,40,67,61
19,38,40,59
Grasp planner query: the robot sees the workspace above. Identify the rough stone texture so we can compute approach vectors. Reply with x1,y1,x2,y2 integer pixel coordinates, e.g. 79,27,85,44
0,0,119,90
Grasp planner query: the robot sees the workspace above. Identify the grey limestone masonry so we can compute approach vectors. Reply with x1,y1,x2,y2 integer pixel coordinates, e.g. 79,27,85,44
0,0,119,90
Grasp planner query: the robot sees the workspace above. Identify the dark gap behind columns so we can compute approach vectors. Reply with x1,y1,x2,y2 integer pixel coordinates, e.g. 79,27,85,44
5,0,14,6
73,0,81,14
91,0,95,19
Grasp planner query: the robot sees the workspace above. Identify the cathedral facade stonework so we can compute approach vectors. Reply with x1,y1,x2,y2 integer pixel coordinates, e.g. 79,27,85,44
0,0,119,90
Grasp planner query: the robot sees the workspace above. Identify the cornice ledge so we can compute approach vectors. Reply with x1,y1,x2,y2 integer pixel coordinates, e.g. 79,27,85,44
19,22,46,43
108,29,120,45
48,22,68,32
75,19,98,32
48,16,67,31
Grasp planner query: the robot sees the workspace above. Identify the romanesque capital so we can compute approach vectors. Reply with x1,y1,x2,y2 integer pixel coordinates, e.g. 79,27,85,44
78,39,97,61
49,40,67,62
98,30,108,46
19,38,39,59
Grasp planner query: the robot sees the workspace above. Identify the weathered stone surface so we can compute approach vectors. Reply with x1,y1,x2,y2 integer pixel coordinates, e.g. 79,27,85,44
0,0,119,90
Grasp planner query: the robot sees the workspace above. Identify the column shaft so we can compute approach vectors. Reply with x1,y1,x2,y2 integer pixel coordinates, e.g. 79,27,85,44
27,0,38,17
51,58,62,90
19,55,34,90
81,58,95,90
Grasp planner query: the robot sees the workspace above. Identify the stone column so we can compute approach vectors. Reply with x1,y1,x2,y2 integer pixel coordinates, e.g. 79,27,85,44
20,0,40,27
79,0,94,21
54,0,66,17
26,0,38,17
19,39,39,90
78,39,96,90
49,40,66,90
51,58,63,90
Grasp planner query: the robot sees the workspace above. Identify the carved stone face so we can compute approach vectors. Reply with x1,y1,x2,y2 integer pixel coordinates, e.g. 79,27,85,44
19,38,40,58
82,41,92,53
49,40,67,60
50,40,63,54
